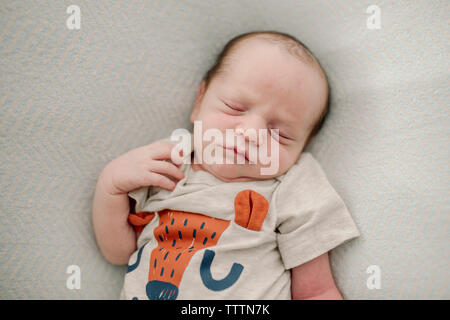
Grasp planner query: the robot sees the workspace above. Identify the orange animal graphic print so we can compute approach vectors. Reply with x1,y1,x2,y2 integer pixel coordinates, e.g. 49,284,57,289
127,189,269,300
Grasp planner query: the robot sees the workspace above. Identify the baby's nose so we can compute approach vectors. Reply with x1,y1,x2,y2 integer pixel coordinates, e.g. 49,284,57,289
235,128,257,145
235,118,267,146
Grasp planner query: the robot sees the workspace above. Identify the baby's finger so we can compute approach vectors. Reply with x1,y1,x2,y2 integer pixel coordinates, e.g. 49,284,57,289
145,171,177,191
150,160,185,181
148,141,181,161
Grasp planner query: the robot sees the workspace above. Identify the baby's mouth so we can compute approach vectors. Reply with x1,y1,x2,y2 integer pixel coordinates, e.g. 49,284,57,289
222,145,249,161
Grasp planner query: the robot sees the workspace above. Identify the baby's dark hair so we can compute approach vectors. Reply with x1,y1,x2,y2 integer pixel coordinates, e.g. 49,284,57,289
202,31,330,148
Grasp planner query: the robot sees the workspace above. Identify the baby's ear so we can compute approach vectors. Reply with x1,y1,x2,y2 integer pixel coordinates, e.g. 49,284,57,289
190,81,206,123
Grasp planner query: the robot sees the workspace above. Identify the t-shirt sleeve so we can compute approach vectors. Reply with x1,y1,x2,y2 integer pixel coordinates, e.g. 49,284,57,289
274,152,360,270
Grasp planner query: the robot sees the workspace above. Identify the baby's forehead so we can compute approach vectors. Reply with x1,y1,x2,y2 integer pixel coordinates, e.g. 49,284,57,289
217,40,327,131
223,51,312,99
224,41,321,88
229,36,316,68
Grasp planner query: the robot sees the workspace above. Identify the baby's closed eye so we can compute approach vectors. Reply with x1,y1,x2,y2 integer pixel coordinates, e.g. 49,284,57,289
221,101,246,114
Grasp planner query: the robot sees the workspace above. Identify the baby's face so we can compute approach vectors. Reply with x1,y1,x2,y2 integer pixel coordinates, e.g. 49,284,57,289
190,39,327,182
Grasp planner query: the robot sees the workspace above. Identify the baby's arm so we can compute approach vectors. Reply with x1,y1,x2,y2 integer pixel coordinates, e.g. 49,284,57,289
92,141,185,265
290,252,343,300
92,168,138,265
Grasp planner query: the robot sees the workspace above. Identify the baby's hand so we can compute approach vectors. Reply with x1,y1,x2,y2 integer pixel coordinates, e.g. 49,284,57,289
101,140,185,196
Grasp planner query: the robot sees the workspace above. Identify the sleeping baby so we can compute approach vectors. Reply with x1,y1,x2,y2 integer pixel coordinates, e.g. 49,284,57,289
92,31,360,300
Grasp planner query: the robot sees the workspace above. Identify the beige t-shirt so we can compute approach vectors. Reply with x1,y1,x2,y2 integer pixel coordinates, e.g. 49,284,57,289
120,137,360,300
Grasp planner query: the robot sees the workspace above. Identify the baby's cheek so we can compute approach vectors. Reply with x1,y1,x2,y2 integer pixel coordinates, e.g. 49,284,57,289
203,113,235,131
274,147,295,173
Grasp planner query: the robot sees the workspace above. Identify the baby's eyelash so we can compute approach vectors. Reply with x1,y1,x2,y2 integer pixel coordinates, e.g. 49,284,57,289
220,102,292,141
270,129,291,141
224,103,245,112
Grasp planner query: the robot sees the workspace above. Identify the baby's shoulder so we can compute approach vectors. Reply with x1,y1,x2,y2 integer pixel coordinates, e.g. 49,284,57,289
277,152,319,182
